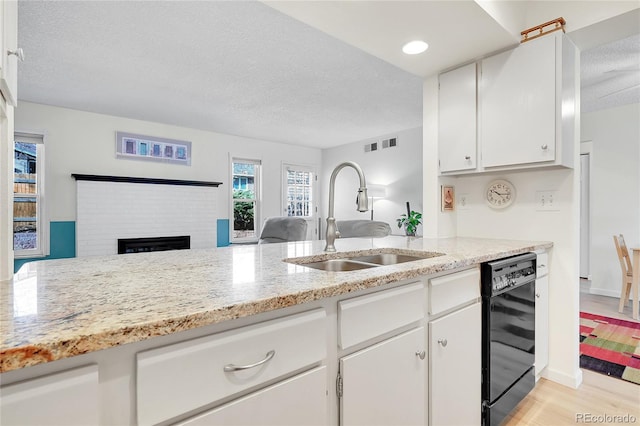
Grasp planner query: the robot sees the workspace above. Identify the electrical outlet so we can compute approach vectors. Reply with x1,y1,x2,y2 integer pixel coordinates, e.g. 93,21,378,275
370,142,378,151
458,193,470,210
389,138,397,147
536,190,559,211
382,139,389,148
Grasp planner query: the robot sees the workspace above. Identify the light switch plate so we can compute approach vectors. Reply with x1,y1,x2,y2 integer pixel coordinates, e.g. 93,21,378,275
536,190,559,211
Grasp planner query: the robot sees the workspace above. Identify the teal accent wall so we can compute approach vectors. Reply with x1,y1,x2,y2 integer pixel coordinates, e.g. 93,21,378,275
14,221,76,272
217,219,230,247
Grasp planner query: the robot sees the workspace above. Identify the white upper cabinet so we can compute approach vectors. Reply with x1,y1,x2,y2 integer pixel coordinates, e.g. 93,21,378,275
1,0,19,106
480,32,576,170
439,62,477,173
438,32,577,175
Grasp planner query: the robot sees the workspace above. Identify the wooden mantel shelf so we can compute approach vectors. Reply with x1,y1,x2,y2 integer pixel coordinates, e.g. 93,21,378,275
71,174,223,187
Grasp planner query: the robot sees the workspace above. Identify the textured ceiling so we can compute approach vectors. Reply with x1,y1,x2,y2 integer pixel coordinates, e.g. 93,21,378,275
17,0,424,149
581,33,640,113
16,1,640,149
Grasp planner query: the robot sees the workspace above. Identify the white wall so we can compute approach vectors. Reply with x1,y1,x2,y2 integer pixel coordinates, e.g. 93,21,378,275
581,103,640,297
320,127,422,235
0,104,14,280
14,102,321,236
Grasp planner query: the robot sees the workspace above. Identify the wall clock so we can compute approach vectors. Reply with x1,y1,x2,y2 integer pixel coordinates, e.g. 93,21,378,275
485,179,516,209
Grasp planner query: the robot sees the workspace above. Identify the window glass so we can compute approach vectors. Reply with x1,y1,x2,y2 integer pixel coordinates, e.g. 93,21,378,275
232,159,260,241
13,134,45,256
286,169,313,217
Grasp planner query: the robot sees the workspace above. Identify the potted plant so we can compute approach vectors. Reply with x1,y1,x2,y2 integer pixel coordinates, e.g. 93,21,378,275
397,210,422,236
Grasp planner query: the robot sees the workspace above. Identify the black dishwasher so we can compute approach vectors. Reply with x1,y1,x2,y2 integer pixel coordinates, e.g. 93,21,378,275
481,252,537,426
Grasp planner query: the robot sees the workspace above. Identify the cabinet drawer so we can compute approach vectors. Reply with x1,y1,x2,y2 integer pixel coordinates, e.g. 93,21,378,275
176,366,327,426
338,282,424,350
137,309,327,425
0,364,99,426
429,268,480,315
536,251,549,277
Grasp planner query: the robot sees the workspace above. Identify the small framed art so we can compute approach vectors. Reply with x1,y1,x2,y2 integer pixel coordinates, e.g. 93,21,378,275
116,131,192,166
441,185,455,211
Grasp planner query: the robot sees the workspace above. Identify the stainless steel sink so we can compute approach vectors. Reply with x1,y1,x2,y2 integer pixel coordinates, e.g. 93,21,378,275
287,249,444,272
301,259,379,271
348,253,432,265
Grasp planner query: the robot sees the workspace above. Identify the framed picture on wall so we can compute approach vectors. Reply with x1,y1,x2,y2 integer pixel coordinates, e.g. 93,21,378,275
441,185,455,211
115,131,192,166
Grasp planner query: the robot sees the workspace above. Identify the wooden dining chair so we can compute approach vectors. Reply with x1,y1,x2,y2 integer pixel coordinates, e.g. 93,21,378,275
613,234,633,313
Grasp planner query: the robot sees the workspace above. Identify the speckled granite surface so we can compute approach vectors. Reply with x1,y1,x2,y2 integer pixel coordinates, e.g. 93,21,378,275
0,236,551,372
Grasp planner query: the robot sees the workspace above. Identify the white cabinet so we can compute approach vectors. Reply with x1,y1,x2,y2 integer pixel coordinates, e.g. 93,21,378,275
429,302,481,426
480,32,576,170
338,282,426,426
439,62,477,173
535,250,549,378
177,366,328,426
137,309,327,425
1,0,19,106
338,282,424,350
427,267,481,426
0,364,99,426
340,327,425,426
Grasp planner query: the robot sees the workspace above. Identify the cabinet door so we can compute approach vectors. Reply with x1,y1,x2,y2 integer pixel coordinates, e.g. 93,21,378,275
535,275,549,377
0,365,99,426
340,327,425,426
1,0,18,106
177,366,327,426
480,34,556,167
439,62,477,172
429,302,481,426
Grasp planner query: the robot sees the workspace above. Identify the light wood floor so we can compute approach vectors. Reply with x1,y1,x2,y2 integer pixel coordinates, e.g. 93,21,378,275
503,283,640,425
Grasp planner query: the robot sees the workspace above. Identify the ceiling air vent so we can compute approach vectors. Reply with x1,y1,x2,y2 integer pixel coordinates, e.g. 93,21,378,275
382,137,397,148
364,142,378,152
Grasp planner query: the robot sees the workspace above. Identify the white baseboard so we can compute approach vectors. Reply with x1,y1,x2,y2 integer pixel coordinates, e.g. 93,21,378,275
544,367,583,389
588,287,620,298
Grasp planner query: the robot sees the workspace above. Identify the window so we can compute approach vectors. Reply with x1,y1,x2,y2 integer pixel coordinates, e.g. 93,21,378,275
13,133,46,257
231,158,261,242
285,167,314,217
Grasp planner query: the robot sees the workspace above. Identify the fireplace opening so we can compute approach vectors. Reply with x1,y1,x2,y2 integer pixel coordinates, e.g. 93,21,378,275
117,236,190,254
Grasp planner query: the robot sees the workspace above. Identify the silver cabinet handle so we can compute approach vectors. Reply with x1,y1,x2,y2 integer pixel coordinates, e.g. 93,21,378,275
7,48,25,62
437,339,448,347
536,293,541,298
415,350,426,360
223,350,275,372
538,264,546,268
541,144,548,150
464,156,471,160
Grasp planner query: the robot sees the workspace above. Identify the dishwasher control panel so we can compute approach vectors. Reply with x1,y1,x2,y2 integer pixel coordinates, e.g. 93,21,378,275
481,252,537,296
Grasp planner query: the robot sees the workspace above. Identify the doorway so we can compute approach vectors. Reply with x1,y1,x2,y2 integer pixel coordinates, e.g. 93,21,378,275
282,163,318,240
580,152,590,280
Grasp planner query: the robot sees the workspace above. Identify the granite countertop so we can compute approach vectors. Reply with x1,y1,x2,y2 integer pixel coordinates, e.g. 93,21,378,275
0,236,552,373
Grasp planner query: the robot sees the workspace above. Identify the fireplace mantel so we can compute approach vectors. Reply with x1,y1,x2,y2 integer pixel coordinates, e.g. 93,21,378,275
71,174,222,187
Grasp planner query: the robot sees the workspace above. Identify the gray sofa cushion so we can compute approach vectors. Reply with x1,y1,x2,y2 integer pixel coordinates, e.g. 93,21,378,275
259,217,308,244
336,220,392,238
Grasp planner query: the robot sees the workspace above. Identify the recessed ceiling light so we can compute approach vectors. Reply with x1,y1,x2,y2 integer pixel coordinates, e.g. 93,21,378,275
402,40,429,55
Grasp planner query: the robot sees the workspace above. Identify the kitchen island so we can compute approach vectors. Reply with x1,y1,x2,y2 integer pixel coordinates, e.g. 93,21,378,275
1,236,551,425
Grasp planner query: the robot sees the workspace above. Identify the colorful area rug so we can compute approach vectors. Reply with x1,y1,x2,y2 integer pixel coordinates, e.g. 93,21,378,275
580,312,640,385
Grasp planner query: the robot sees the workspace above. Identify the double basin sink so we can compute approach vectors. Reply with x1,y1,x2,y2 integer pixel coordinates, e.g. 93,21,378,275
286,249,444,272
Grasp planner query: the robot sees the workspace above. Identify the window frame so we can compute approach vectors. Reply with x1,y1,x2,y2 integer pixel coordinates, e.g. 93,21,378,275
13,132,48,258
282,163,317,240
283,164,315,218
230,157,261,243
